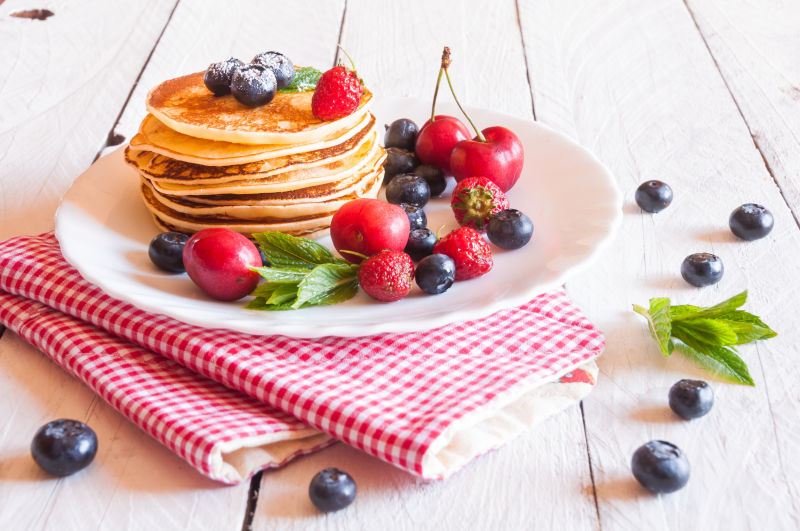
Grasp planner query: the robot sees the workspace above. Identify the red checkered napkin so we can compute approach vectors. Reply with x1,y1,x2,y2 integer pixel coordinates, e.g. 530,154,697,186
0,233,604,480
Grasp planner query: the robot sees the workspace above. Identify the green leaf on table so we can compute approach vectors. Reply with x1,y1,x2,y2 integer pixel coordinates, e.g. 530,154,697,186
292,262,359,309
671,291,747,321
671,329,755,386
633,297,672,356
672,318,738,346
277,67,322,93
253,232,341,269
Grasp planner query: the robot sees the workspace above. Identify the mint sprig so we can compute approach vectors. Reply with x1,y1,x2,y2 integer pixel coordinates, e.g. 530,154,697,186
277,67,322,93
633,291,777,385
246,232,358,311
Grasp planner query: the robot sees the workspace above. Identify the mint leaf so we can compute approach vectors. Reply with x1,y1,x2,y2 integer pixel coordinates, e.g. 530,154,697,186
253,232,340,269
277,67,322,93
250,266,311,284
267,283,299,305
633,297,672,356
672,319,738,346
671,329,755,386
301,277,359,307
671,291,747,321
292,263,359,309
717,310,778,337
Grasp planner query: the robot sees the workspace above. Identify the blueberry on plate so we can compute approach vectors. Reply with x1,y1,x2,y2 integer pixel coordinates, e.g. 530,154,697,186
631,440,690,494
486,209,533,250
251,51,295,90
309,468,356,512
230,64,277,107
680,253,723,287
385,173,430,208
405,228,437,262
31,419,98,476
384,118,418,151
669,379,714,419
203,57,244,96
412,164,447,197
415,254,456,294
729,203,773,241
383,148,419,183
149,232,190,273
635,180,673,213
400,203,427,230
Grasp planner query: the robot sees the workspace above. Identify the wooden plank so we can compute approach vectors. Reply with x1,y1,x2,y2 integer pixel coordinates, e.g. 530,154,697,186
518,0,800,528
250,0,598,528
685,0,800,225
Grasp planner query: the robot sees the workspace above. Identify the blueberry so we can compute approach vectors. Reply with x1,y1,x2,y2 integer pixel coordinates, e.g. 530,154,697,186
486,209,533,249
386,173,430,208
405,228,438,262
149,232,190,273
309,468,356,512
383,148,419,184
203,57,244,96
415,254,456,294
251,51,295,90
230,64,277,107
635,180,673,213
384,118,418,151
412,164,447,197
669,379,714,419
400,203,427,230
680,253,723,287
631,440,690,494
31,419,98,476
729,203,773,241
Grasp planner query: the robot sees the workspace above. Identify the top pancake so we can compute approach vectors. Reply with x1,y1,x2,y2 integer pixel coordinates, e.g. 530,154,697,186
146,72,372,145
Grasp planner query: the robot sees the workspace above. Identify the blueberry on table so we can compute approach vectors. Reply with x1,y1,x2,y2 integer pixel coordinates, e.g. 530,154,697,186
400,203,427,230
404,228,438,262
203,57,244,96
680,253,723,287
383,148,419,183
412,164,447,197
149,231,190,272
635,180,673,213
486,209,533,250
729,203,774,241
251,51,295,90
309,468,356,512
385,173,431,208
384,118,419,151
415,254,456,294
669,379,714,419
631,440,690,494
230,64,277,107
31,419,98,476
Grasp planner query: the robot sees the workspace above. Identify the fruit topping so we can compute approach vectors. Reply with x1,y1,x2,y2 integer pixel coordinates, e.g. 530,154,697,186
412,164,447,197
669,379,714,419
404,228,438,262
451,177,509,231
203,57,244,96
309,468,357,513
680,253,723,287
311,48,363,121
433,226,493,281
148,231,190,272
384,118,419,151
631,440,690,494
415,254,456,294
416,115,470,175
183,228,262,301
400,203,427,230
486,209,533,250
357,250,415,302
330,198,410,264
251,51,295,90
31,419,98,476
635,180,673,213
386,173,431,208
729,203,773,241
383,147,419,183
230,64,277,107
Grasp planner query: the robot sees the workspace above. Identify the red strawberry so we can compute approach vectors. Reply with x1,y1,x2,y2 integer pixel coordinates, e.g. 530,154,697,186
451,177,509,231
433,227,493,280
311,65,362,121
357,250,414,302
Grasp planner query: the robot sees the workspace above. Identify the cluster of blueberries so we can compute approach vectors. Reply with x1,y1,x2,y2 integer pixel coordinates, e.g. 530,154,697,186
635,180,774,287
204,51,295,107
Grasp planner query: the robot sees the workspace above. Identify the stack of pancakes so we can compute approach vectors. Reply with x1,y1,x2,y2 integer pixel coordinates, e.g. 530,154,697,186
124,71,385,239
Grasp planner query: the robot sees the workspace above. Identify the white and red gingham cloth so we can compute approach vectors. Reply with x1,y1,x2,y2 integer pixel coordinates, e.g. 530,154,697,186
0,232,604,483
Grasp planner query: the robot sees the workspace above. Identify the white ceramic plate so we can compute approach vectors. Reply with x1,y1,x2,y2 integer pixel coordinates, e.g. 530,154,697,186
55,98,622,338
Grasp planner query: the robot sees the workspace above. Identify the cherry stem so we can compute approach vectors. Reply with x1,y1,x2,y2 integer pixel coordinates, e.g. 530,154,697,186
337,45,357,72
443,67,486,142
430,67,444,123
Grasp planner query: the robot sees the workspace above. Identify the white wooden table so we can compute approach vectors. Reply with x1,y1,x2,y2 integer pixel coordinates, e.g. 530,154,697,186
2,1,799,529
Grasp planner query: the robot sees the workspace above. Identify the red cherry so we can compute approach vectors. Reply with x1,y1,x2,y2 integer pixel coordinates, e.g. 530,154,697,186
414,115,470,174
450,126,524,192
182,228,262,301
329,198,410,263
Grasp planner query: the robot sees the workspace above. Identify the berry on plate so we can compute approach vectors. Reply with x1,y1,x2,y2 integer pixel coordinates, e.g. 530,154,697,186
357,250,415,302
148,231,190,272
451,177,509,231
400,203,427,231
404,228,437,262
384,118,418,151
383,148,419,183
631,440,690,494
729,203,773,241
486,209,533,249
386,173,430,208
311,61,362,120
680,252,723,287
669,379,714,419
635,180,673,213
412,164,447,197
31,419,98,476
309,468,357,512
433,226,493,281
415,253,456,294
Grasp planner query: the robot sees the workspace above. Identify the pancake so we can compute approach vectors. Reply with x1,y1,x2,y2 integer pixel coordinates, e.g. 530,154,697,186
129,111,374,166
146,71,373,145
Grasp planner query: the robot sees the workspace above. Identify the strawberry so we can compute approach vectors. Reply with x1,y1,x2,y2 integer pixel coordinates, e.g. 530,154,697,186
433,227,493,281
311,65,362,121
451,177,510,231
357,250,414,302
